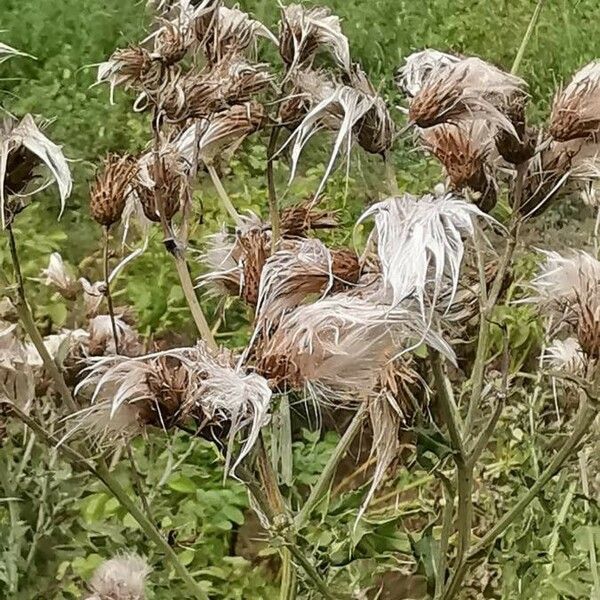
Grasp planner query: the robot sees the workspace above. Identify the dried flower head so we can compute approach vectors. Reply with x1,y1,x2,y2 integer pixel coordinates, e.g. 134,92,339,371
494,95,535,164
0,115,72,228
86,553,151,600
198,6,277,65
550,61,600,142
408,57,526,136
0,322,34,408
358,193,496,313
176,101,266,165
543,337,586,376
88,314,141,357
152,18,190,65
90,154,138,227
253,238,360,332
422,122,497,211
279,4,351,72
42,252,79,300
280,203,338,236
134,151,185,224
533,250,600,360
348,65,395,155
255,284,453,397
97,47,158,104
394,49,460,98
75,343,271,469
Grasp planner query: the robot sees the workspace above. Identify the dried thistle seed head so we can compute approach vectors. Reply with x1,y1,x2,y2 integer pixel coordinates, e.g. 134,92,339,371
97,46,156,101
576,289,600,359
495,96,536,164
238,228,270,306
0,115,72,228
153,19,189,65
134,149,187,224
348,66,395,155
280,203,338,236
408,57,526,135
422,123,496,211
87,553,151,600
544,337,586,376
550,61,600,142
195,100,267,164
395,49,460,98
41,252,79,300
519,140,575,217
198,6,277,65
278,4,351,72
90,154,138,227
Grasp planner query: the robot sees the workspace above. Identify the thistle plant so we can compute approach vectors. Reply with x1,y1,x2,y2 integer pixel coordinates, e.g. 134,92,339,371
2,1,600,599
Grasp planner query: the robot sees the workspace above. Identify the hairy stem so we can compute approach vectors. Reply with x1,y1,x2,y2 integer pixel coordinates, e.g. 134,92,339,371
9,404,208,599
4,226,76,412
207,165,242,226
434,482,455,599
295,404,368,528
103,226,120,354
267,127,281,254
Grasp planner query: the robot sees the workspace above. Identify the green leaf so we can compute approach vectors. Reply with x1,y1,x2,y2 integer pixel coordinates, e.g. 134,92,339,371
167,475,197,494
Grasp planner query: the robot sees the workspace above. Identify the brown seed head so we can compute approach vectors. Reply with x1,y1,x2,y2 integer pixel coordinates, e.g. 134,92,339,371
89,154,138,227
550,80,600,142
238,228,270,306
280,204,338,236
154,20,189,66
495,97,536,164
135,155,183,224
575,288,600,360
331,249,361,291
409,80,464,129
113,46,155,85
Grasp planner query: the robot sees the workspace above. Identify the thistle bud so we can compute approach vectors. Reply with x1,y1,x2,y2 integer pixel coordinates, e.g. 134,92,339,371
495,97,536,164
90,154,138,227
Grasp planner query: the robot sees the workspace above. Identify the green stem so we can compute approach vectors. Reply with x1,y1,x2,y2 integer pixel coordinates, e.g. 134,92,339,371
434,482,455,599
9,405,208,600
207,165,242,226
511,0,545,75
279,549,297,600
470,401,597,557
4,226,76,412
295,404,368,528
103,226,120,354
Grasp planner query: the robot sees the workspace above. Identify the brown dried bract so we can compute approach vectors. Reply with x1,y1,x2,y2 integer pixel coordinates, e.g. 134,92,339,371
90,154,138,227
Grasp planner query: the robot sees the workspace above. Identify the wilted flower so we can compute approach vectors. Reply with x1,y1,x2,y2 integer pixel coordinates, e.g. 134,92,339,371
357,193,496,313
421,122,497,211
494,95,536,165
90,154,138,228
41,252,78,300
544,337,586,375
198,6,277,65
279,4,351,72
96,47,158,104
152,18,190,65
408,57,526,136
88,314,141,356
394,49,460,98
175,100,266,165
533,250,600,360
75,343,271,470
0,115,72,228
347,65,395,155
0,322,34,408
134,150,185,224
550,61,600,142
255,283,453,398
253,237,360,331
86,553,151,600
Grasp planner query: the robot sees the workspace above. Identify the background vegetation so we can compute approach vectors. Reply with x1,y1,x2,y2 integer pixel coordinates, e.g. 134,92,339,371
1,0,599,598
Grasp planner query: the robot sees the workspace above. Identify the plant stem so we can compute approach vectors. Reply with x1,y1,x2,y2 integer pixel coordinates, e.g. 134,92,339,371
207,165,242,226
285,542,338,600
511,0,545,75
295,404,368,528
172,253,217,351
103,226,120,354
9,404,208,600
4,226,76,412
267,127,281,254
279,549,297,600
434,482,455,599
470,400,597,557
